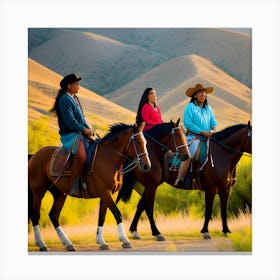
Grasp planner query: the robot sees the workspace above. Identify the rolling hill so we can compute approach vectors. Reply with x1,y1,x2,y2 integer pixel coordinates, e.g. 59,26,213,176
105,54,251,129
28,29,167,95
28,58,136,135
28,28,252,131
28,28,251,96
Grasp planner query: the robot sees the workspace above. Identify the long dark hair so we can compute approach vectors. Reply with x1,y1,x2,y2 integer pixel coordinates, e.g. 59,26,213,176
190,91,208,107
50,85,67,115
136,87,154,124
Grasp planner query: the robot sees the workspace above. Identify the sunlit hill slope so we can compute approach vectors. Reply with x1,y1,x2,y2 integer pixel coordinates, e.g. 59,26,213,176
28,58,135,135
106,54,251,129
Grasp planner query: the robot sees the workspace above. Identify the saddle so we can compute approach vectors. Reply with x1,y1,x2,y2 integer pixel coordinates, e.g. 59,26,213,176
50,147,73,177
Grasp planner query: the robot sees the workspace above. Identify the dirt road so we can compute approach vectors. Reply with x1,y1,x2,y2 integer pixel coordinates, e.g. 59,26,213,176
28,235,237,254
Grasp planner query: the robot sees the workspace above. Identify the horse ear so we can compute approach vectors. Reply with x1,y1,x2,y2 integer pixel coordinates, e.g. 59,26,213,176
176,118,180,126
248,120,251,128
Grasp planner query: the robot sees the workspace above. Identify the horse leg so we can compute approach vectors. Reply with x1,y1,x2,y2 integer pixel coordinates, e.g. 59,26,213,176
102,191,132,249
219,191,231,234
129,195,145,239
48,187,75,251
96,199,109,250
143,188,165,241
201,189,216,239
30,192,48,251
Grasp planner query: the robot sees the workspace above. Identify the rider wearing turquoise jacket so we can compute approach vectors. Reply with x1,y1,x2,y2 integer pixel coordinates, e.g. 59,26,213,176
175,84,217,187
183,101,217,135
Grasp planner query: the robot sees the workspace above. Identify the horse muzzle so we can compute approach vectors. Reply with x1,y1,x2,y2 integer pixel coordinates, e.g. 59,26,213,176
138,158,151,172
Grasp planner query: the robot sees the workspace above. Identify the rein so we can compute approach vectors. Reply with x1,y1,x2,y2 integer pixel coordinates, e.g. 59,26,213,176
188,128,252,158
97,131,148,175
210,133,252,158
144,133,169,151
144,127,187,153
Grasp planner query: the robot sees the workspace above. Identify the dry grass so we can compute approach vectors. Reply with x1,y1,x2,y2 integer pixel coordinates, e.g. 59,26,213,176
28,212,251,251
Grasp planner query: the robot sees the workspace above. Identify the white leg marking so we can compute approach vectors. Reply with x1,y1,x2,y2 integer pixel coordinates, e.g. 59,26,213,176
117,223,129,243
56,226,73,247
96,226,108,247
33,225,47,249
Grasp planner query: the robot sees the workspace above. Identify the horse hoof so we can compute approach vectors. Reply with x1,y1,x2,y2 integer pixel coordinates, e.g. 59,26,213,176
122,242,132,249
155,234,166,241
66,245,76,251
99,244,109,250
202,232,212,239
39,246,48,251
131,231,141,240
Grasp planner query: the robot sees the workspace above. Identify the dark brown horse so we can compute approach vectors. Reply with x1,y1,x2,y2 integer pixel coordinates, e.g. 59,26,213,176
116,119,190,241
117,122,252,240
28,123,151,251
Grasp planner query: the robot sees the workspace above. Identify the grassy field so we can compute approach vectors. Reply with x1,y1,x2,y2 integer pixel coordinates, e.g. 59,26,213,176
28,211,251,252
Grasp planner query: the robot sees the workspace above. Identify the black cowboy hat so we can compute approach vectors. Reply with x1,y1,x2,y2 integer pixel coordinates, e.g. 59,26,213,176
60,73,82,88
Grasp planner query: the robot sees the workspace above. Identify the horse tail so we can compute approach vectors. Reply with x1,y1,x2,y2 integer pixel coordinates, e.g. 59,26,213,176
116,169,136,203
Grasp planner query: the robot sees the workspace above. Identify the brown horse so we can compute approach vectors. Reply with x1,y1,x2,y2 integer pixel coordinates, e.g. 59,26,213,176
117,122,252,240
116,119,190,241
28,123,151,251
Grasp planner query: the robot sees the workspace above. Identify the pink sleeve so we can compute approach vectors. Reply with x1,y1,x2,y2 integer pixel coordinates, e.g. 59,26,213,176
141,103,162,125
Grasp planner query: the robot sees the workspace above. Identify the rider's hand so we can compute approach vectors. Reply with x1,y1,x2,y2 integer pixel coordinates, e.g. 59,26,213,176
200,131,212,138
83,127,93,138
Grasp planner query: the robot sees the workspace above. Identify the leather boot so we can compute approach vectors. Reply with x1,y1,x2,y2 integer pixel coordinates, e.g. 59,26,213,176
70,175,83,198
69,141,87,198
174,158,191,187
192,161,201,190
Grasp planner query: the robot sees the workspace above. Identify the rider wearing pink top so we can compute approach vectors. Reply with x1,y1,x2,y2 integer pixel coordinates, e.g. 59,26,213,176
136,87,163,131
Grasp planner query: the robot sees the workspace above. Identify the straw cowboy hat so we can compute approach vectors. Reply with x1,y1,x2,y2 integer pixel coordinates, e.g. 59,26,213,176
60,73,82,89
185,84,214,97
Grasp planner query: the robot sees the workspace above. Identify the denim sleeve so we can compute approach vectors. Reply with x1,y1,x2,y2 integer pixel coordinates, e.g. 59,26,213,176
58,96,85,133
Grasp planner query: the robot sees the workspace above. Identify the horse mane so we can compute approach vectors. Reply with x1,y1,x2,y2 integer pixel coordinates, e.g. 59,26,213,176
212,124,247,141
144,122,173,140
101,123,133,142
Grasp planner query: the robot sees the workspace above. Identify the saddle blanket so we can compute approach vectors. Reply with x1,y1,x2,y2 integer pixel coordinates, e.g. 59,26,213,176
50,147,72,177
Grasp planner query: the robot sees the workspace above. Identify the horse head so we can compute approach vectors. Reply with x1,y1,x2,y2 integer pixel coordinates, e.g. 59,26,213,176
145,119,190,161
102,123,151,172
128,122,151,172
170,118,190,161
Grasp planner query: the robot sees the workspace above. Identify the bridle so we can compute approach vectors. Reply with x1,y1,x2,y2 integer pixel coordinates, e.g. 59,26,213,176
170,127,188,152
126,132,149,164
144,126,188,153
99,130,149,174
210,127,252,158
